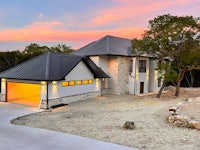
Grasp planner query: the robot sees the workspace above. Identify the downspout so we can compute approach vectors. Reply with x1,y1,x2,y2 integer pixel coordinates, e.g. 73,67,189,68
46,81,49,110
100,78,102,96
45,52,50,110
134,58,137,95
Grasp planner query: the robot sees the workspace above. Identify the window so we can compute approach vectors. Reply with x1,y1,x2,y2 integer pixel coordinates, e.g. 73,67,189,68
76,80,82,85
62,81,69,86
62,79,93,87
88,79,93,84
83,80,89,84
129,60,133,73
158,78,161,87
69,80,75,86
139,60,146,72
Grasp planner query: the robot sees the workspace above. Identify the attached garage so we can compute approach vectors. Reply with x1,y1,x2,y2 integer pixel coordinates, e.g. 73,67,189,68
7,82,40,107
0,52,109,109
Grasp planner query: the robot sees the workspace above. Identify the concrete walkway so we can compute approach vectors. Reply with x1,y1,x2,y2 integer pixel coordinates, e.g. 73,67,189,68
0,102,138,150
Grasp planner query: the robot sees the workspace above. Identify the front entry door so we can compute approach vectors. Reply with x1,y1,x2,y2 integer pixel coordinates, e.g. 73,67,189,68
140,82,144,94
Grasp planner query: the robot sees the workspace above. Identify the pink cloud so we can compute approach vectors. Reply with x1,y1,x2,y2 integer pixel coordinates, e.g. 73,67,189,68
0,20,145,45
87,0,194,28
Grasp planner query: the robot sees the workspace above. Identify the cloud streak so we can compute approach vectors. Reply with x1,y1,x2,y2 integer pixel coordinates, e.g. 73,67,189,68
0,20,145,42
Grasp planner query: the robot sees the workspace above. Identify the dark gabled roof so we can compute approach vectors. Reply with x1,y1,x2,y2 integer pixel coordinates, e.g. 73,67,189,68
73,35,135,56
0,52,109,81
83,57,110,78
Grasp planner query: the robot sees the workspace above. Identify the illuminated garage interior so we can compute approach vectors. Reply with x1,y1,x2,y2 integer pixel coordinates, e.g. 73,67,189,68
7,82,40,107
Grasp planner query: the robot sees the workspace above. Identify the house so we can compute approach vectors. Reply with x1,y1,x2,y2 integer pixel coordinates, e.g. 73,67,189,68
73,35,162,95
0,52,109,109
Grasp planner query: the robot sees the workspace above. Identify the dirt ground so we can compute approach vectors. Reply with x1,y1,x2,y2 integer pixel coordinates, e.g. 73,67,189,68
12,89,200,150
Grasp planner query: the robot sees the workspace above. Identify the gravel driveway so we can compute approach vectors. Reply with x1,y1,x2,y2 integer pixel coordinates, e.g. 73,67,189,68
12,91,200,150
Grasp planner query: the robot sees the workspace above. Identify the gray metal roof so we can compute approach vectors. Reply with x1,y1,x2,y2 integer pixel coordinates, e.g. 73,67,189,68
83,57,110,78
73,35,135,56
0,52,109,81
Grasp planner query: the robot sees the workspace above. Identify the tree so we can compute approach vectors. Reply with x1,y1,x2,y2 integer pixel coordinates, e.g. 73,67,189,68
50,44,73,53
0,51,23,72
24,43,48,54
132,14,200,97
0,43,74,73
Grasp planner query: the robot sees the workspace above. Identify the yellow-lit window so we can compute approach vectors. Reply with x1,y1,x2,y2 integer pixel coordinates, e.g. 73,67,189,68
76,80,82,85
62,81,69,86
88,79,93,84
83,80,89,84
69,80,75,86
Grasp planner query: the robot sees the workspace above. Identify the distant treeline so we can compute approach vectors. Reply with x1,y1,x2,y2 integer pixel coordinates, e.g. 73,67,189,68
0,43,73,72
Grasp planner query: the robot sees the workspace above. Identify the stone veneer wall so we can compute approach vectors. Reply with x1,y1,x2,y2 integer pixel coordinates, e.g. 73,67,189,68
107,56,118,94
118,56,130,94
40,91,100,109
0,94,6,102
107,56,130,95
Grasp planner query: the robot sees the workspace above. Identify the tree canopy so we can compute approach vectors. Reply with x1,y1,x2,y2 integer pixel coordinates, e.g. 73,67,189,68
0,43,74,72
132,14,200,97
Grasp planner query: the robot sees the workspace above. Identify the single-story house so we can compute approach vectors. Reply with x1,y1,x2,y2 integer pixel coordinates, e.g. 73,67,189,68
0,52,109,109
73,35,162,95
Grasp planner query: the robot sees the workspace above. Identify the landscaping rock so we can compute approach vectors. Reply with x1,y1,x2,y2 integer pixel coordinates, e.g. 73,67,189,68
167,115,189,128
167,97,200,130
167,115,176,123
189,121,200,130
169,106,178,113
123,121,135,130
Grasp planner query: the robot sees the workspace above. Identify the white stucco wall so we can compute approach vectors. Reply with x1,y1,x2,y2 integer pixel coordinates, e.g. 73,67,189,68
129,58,136,94
149,59,162,92
149,59,156,92
90,56,99,66
135,57,149,94
0,78,6,101
99,56,109,88
48,61,98,100
90,56,109,89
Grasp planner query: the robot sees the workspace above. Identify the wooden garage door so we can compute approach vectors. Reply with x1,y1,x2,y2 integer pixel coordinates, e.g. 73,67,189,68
7,82,41,107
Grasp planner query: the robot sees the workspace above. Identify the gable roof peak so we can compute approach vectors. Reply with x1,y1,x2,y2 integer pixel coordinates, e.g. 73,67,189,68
73,35,132,56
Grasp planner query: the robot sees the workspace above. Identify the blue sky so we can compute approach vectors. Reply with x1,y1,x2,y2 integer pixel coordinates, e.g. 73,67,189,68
0,0,200,51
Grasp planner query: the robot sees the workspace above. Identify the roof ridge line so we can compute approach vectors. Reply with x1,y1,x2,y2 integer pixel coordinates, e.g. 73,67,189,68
106,35,109,53
87,36,105,52
45,52,51,80
78,35,109,53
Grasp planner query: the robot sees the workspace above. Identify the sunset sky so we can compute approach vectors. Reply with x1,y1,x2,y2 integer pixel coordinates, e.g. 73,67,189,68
0,0,199,51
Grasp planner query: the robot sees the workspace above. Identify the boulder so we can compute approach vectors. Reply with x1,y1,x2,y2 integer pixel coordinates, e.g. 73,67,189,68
169,106,178,113
189,121,200,130
174,115,189,128
124,121,135,130
167,115,176,123
167,115,189,128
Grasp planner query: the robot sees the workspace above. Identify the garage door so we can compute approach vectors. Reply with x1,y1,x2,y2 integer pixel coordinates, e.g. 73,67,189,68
7,82,41,107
